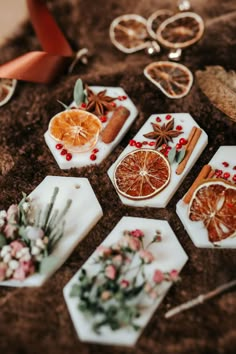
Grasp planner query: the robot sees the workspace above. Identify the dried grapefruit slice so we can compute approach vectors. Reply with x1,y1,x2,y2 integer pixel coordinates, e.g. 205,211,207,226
188,180,236,243
147,9,173,40
0,78,17,107
114,149,171,200
144,61,193,99
49,109,102,153
156,12,204,49
110,14,151,53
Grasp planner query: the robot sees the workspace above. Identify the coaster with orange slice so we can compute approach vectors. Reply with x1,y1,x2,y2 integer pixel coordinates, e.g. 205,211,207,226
177,146,236,248
108,113,208,208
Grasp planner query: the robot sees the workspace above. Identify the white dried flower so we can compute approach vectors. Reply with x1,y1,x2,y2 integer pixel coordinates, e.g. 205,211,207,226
21,253,31,262
35,254,43,262
22,202,30,212
25,226,44,240
0,210,7,219
35,238,46,250
3,253,12,263
31,246,41,256
0,245,11,258
0,219,5,227
9,260,19,270
6,268,13,278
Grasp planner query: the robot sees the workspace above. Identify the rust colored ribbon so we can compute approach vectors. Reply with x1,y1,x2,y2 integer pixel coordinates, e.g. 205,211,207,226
0,0,74,83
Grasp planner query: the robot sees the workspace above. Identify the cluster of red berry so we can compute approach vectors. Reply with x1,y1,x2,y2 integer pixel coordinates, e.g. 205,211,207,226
55,144,72,161
90,148,99,161
215,162,236,182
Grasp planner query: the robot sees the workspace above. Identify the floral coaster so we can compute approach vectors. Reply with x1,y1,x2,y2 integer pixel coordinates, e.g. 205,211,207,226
176,146,236,248
108,113,208,208
44,81,138,169
63,216,188,346
0,176,103,286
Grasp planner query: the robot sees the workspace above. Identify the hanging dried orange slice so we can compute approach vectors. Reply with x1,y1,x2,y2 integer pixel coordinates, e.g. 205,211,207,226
114,149,171,200
109,14,151,53
188,180,236,243
147,9,173,40
156,12,204,49
49,109,102,153
144,61,193,99
0,78,17,107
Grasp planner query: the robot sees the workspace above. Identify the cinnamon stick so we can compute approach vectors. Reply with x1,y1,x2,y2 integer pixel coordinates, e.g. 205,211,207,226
101,106,130,144
183,164,212,204
176,127,202,175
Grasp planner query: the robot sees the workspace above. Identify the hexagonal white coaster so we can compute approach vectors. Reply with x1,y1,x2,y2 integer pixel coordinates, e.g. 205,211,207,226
44,86,138,169
176,146,236,248
0,176,103,287
108,113,208,208
63,216,188,346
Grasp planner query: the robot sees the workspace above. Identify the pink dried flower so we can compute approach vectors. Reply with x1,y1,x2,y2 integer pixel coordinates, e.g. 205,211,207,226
139,250,154,264
120,279,130,288
97,245,112,258
130,229,144,238
6,204,18,222
10,240,25,257
113,254,123,265
0,262,7,281
129,237,141,252
170,269,179,281
153,270,164,284
4,224,17,239
105,265,116,280
13,260,35,281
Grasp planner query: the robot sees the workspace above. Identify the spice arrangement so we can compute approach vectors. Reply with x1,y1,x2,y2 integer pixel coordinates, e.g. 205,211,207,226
44,79,138,169
63,216,188,346
108,113,208,208
177,146,236,248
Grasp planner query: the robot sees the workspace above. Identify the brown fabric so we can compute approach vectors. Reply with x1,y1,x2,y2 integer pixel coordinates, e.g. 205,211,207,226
0,1,236,353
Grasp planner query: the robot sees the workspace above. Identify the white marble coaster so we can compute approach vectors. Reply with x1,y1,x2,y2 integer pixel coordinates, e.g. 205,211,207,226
176,146,236,248
44,86,138,170
0,176,103,287
108,113,208,208
63,216,188,346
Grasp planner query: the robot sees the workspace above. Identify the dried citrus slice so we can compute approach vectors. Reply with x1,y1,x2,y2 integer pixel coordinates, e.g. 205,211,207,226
114,149,171,200
144,61,193,99
0,78,17,107
109,14,151,53
156,12,204,49
49,109,102,153
147,9,173,40
188,180,236,243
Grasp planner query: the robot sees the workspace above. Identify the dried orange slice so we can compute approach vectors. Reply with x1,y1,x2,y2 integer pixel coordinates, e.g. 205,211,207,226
114,149,170,200
156,12,204,49
147,9,173,40
0,78,17,107
188,180,236,243
49,109,102,153
144,61,193,99
110,14,151,53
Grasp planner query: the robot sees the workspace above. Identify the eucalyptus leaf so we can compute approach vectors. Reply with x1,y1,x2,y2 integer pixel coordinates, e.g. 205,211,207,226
73,78,85,106
168,147,177,164
0,233,7,247
176,149,186,164
39,255,58,275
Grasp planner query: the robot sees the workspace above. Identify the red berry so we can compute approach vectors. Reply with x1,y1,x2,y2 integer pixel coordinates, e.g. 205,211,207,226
222,161,229,167
135,142,142,148
61,149,67,155
66,153,72,161
227,203,233,208
111,102,116,107
233,166,236,170
223,172,230,179
129,139,136,146
164,151,169,157
122,95,127,100
56,143,63,150
179,138,188,145
162,144,168,150
93,148,99,153
176,143,182,150
80,103,86,109
166,146,172,151
156,117,161,122
100,116,107,123
166,114,172,120
215,169,222,177
90,154,97,161
233,174,236,182
149,141,156,146
118,96,123,101
176,125,183,131
142,141,148,145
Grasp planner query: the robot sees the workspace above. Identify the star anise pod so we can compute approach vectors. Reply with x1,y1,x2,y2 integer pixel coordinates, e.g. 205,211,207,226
143,119,182,148
86,85,117,116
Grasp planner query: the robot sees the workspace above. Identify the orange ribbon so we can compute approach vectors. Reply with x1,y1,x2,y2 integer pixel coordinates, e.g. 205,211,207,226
0,0,74,83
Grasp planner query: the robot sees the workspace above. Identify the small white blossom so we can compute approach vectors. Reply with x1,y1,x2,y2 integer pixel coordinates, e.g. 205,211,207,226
22,202,30,212
35,254,43,262
31,246,41,256
9,260,19,270
0,245,11,258
21,253,31,262
35,238,46,250
6,268,13,278
0,219,5,227
3,253,12,263
0,210,7,219
21,247,30,256
26,226,44,240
